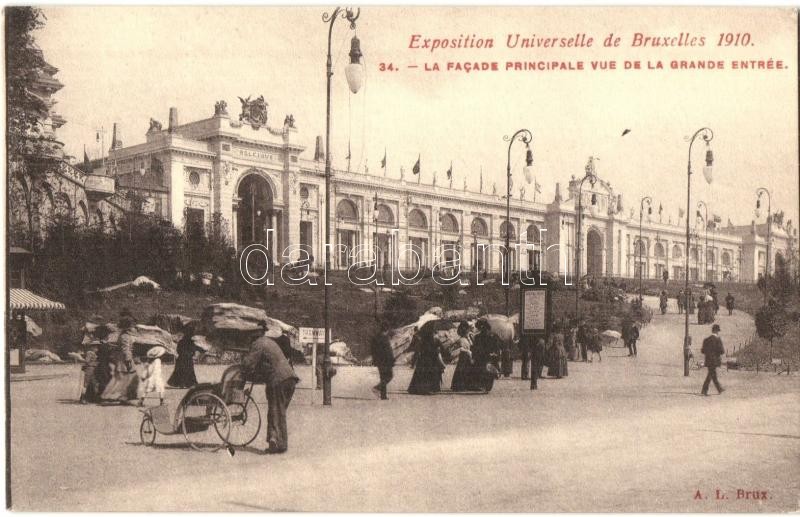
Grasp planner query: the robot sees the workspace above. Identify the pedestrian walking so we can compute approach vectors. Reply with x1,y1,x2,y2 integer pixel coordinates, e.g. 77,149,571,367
450,321,473,392
725,292,735,316
546,333,568,378
168,322,200,388
587,327,602,363
78,343,100,404
629,323,640,357
370,320,396,400
241,321,300,454
677,288,684,314
519,334,532,380
408,320,451,395
659,290,668,315
700,324,726,396
565,324,580,362
469,319,501,393
500,338,513,378
530,338,546,390
577,321,589,362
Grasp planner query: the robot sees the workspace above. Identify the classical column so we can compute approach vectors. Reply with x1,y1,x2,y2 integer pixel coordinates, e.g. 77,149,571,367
271,211,278,263
231,206,238,250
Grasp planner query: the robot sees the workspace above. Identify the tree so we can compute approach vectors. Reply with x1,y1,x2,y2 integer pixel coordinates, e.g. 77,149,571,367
771,253,794,305
5,7,51,159
5,7,60,251
755,302,788,361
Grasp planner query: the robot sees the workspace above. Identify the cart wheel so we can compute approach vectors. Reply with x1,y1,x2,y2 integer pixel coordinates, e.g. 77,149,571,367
140,416,156,446
226,393,262,447
180,391,231,452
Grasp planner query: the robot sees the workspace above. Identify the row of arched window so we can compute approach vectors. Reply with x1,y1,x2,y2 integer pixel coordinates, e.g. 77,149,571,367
633,239,733,266
335,199,543,241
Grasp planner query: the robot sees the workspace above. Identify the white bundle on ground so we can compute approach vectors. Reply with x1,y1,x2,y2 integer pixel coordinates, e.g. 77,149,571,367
25,349,63,363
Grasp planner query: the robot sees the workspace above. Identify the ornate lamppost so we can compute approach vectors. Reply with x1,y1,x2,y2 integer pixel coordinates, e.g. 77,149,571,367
683,127,714,377
372,193,380,321
322,7,364,406
756,187,771,304
574,158,598,320
502,130,534,315
697,200,709,282
638,196,653,303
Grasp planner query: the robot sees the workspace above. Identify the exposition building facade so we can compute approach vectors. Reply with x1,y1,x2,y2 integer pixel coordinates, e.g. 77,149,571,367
88,98,796,283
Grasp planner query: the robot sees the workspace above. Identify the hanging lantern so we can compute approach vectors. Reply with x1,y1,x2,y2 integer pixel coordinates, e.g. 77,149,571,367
345,35,364,94
702,146,714,184
523,148,534,184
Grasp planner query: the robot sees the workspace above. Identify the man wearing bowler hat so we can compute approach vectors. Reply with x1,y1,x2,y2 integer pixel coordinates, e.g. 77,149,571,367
700,323,726,396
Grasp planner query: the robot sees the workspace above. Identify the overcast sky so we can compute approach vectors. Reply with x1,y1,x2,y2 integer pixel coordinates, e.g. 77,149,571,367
36,6,799,229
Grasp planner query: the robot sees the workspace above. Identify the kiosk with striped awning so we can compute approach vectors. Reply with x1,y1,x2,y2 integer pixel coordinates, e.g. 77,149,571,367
8,289,65,373
9,289,66,311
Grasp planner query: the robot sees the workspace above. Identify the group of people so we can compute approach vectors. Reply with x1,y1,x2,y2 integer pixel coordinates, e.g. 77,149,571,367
78,309,203,406
372,316,615,399
402,319,503,396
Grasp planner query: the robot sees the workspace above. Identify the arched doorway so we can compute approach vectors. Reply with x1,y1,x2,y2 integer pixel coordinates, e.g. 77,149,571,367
237,174,274,253
586,229,603,277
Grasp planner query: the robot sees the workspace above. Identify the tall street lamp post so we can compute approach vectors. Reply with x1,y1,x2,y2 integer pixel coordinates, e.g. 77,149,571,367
697,200,708,282
756,187,772,305
638,196,653,303
322,7,363,406
372,193,380,321
683,127,714,377
503,130,534,315
574,158,598,320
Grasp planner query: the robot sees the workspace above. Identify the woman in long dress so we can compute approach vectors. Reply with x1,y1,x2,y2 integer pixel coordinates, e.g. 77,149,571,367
546,333,568,378
407,321,450,395
467,319,501,392
101,315,140,403
450,322,473,392
167,323,200,388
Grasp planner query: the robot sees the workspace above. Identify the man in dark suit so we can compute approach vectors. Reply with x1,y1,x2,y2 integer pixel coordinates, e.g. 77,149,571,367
519,334,532,380
241,322,300,454
700,324,726,396
530,338,546,390
370,321,395,400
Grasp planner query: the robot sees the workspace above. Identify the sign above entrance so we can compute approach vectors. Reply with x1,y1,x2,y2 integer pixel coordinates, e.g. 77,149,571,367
234,147,279,162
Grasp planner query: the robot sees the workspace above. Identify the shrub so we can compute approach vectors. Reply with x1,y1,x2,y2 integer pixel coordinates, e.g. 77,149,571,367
381,291,418,329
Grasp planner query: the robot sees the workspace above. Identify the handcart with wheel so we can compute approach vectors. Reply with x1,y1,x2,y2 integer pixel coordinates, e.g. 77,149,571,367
139,388,231,452
139,365,261,451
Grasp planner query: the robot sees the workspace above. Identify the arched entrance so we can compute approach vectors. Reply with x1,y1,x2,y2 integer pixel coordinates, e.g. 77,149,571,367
237,174,274,253
586,229,603,277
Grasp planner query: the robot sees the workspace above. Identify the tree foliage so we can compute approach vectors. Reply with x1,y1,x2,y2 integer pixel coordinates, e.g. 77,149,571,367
5,6,51,160
381,291,418,329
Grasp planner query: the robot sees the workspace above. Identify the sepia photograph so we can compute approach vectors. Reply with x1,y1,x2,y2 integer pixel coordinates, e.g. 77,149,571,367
4,4,800,512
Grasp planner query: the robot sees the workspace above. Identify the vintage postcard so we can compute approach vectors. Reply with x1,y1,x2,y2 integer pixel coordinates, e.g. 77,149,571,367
4,4,799,512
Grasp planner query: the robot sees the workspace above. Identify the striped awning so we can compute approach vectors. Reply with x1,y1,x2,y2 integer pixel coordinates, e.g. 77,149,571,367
9,289,66,311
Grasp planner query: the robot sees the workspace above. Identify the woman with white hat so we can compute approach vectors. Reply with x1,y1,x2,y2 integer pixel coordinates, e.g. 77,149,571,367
138,346,167,407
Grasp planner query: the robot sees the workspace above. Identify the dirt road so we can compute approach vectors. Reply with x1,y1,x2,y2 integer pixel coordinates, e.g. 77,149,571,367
9,301,799,511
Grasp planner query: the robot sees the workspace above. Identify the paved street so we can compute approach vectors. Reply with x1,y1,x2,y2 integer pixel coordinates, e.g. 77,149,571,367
9,301,800,512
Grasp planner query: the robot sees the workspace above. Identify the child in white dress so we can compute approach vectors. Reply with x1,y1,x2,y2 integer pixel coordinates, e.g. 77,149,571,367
138,346,166,406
